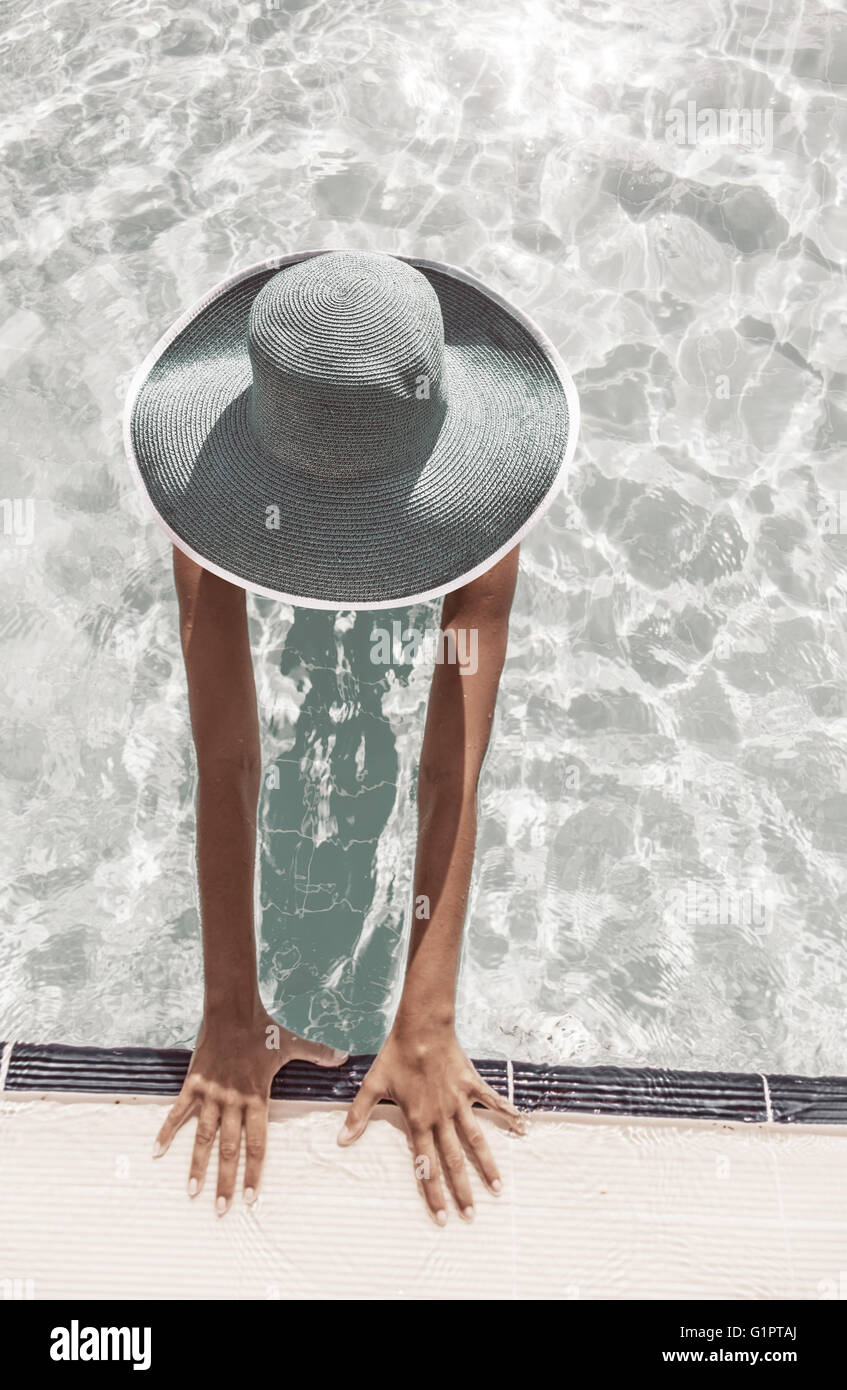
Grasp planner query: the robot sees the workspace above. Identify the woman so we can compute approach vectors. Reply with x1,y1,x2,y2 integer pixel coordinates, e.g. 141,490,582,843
126,249,578,1223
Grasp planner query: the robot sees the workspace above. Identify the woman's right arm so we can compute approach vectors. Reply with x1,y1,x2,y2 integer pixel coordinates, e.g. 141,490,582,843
153,547,343,1213
172,545,264,1021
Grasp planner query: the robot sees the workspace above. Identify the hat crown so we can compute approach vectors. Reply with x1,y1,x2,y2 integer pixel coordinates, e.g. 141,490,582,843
247,252,447,480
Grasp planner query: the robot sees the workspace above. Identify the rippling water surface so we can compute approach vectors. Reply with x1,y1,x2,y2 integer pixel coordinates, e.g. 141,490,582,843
1,0,846,1072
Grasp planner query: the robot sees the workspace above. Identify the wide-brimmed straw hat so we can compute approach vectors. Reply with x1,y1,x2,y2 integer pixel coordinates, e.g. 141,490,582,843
124,249,579,610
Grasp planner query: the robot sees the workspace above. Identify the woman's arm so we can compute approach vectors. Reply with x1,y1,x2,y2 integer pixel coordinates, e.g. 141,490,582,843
153,549,343,1212
172,546,263,1020
339,546,527,1224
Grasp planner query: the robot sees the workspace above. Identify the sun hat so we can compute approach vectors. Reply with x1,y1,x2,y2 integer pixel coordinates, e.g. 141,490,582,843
124,249,579,610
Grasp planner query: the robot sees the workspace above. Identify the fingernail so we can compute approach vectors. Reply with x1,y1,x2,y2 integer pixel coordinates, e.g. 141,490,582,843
435,1210,447,1227
491,1178,502,1194
244,1187,256,1205
188,1178,199,1197
216,1196,227,1215
331,1049,349,1064
462,1206,475,1222
337,1125,353,1145
152,1141,163,1158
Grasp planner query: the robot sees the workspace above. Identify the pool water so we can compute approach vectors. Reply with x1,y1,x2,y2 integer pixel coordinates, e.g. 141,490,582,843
1,0,846,1073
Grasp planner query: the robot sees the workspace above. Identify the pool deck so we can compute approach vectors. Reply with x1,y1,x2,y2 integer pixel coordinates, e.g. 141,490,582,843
1,1044,846,1300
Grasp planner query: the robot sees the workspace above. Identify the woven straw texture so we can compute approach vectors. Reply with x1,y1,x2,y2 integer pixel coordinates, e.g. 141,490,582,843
128,250,572,607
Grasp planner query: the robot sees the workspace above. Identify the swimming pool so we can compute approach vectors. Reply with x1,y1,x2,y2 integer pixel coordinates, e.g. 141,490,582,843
1,0,845,1076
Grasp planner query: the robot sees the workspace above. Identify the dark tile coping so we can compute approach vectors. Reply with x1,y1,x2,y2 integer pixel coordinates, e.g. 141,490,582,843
2,1042,846,1123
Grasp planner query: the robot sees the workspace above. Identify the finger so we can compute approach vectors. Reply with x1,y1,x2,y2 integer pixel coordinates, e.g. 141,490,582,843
215,1102,244,1215
291,1038,349,1068
337,1075,384,1146
188,1099,220,1197
153,1085,200,1156
409,1129,448,1227
436,1120,475,1220
456,1099,502,1193
470,1078,528,1134
243,1100,268,1204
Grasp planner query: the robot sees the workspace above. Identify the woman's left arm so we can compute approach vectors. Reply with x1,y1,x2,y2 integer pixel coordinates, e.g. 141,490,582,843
339,545,526,1224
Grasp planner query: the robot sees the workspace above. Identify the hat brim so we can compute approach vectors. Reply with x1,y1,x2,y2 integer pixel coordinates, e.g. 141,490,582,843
125,251,580,610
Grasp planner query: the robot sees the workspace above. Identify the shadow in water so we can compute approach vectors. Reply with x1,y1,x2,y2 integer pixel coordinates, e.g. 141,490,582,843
259,603,431,1052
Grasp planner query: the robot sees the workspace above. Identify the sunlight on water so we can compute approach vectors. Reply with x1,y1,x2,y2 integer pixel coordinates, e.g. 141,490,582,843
1,0,846,1072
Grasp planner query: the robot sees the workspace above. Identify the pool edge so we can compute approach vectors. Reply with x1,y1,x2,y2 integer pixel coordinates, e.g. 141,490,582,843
3,1040,846,1125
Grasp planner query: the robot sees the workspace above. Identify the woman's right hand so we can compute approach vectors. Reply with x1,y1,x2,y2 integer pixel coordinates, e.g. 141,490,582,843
153,1006,347,1213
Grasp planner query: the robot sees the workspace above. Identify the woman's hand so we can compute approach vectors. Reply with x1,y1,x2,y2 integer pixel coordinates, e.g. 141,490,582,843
337,1027,527,1225
153,1005,346,1213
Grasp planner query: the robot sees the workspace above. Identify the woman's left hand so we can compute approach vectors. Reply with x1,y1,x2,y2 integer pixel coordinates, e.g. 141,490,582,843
337,1027,527,1225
